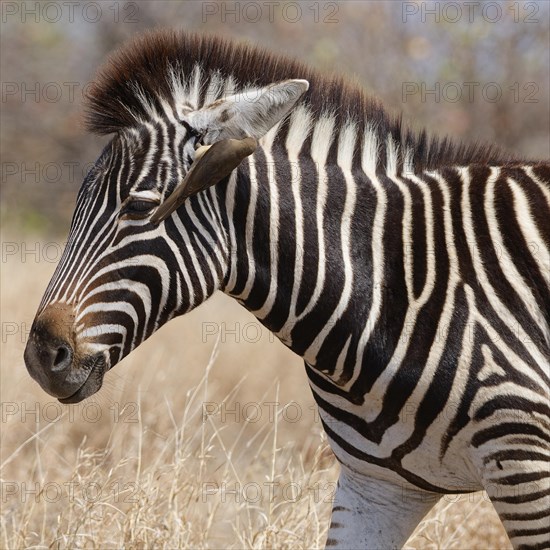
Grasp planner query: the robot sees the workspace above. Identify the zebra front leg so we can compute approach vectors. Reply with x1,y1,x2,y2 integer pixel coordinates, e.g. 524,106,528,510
325,467,440,549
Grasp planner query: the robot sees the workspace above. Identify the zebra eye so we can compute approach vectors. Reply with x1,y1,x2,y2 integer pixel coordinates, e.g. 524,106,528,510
120,199,158,219
182,119,203,145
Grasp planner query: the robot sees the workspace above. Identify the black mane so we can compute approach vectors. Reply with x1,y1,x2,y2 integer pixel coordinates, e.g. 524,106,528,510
85,29,524,172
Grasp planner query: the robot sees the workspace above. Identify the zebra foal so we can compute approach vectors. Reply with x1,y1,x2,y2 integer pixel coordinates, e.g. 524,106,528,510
24,30,549,549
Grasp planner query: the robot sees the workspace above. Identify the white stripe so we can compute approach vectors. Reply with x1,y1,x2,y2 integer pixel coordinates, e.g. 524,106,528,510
250,122,283,319
229,155,258,299
306,122,357,362
187,64,202,109
282,106,313,342
386,134,399,177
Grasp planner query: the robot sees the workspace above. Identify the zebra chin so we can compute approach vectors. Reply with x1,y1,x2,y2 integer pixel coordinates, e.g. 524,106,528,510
57,353,108,404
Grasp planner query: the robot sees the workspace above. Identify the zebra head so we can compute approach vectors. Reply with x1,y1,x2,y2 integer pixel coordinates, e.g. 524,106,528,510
24,35,308,403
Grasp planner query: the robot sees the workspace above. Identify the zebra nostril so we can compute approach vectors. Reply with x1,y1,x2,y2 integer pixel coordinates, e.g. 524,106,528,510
52,344,72,371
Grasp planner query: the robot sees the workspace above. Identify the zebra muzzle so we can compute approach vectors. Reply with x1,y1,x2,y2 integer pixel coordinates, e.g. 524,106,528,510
151,136,257,223
24,303,107,402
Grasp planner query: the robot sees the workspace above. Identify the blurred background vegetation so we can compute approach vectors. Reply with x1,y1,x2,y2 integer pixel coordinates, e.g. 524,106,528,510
1,0,549,236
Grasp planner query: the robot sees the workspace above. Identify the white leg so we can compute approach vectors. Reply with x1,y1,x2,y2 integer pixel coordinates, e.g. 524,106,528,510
325,467,440,549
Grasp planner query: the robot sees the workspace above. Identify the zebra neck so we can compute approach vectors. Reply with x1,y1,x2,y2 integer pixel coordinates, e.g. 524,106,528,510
221,122,378,372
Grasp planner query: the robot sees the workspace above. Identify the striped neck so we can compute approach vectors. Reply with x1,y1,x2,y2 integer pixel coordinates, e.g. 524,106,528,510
220,112,374,367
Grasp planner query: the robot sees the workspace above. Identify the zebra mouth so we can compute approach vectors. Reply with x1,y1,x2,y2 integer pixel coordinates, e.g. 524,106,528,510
58,354,107,404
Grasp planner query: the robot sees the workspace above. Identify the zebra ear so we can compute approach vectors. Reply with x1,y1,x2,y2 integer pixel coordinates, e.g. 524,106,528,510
185,79,309,142
151,136,257,223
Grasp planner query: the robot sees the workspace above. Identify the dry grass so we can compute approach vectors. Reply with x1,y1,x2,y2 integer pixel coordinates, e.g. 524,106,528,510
1,240,512,549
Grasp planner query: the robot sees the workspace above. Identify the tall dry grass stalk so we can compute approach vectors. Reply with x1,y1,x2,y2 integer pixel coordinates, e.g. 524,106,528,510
1,244,511,548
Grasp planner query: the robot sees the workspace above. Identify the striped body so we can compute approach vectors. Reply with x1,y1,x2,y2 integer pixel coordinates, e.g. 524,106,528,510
25,32,549,549
227,132,550,548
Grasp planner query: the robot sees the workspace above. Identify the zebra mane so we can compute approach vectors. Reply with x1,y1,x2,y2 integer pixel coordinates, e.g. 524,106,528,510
85,29,522,172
